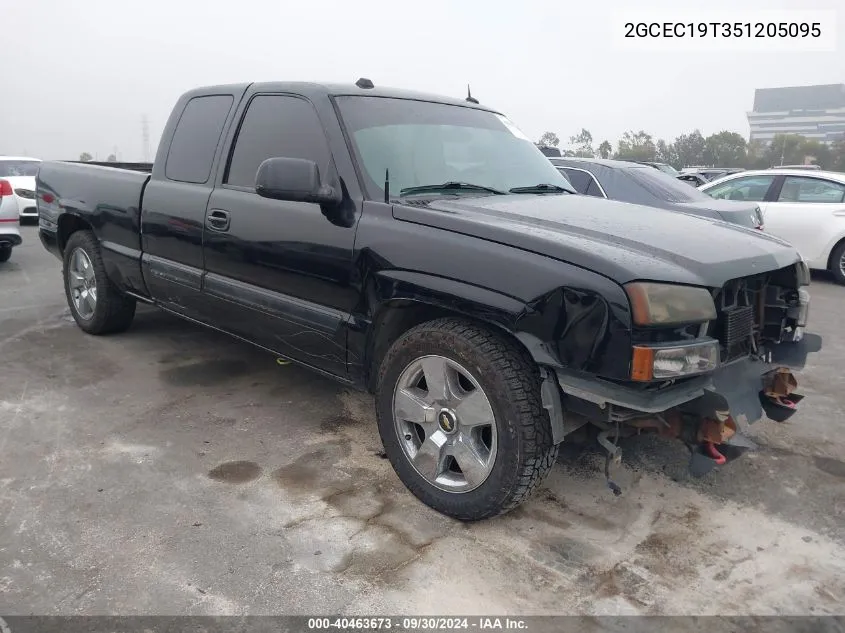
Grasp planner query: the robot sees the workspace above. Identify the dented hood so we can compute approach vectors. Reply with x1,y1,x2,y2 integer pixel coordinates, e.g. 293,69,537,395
393,194,801,287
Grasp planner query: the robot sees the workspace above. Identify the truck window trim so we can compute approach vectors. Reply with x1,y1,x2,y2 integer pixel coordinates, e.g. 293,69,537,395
218,92,335,193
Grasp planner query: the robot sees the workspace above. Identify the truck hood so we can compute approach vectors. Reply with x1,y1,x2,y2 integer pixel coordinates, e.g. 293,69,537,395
393,194,800,287
674,198,763,229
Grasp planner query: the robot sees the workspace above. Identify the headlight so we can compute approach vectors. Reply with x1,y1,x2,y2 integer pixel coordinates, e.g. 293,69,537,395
625,282,717,326
632,340,720,381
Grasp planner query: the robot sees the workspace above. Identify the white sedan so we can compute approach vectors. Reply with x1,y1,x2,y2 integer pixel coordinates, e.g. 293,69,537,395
699,168,845,285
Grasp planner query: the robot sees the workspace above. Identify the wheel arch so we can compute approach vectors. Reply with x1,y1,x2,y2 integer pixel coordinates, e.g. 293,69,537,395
357,271,534,393
57,212,94,253
826,235,845,268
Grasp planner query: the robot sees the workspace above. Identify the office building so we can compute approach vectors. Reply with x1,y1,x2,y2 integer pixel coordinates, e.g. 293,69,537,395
747,84,845,144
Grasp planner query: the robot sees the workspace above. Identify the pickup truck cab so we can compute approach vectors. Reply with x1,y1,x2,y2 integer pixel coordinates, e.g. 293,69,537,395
37,80,822,520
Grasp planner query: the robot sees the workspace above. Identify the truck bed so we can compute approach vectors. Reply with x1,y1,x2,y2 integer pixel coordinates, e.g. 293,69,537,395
36,160,151,293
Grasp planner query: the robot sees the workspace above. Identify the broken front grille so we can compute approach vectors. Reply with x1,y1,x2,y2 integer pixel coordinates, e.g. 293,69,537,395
710,264,801,363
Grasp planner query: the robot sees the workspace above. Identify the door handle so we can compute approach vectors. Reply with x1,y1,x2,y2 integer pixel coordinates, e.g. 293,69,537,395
206,209,230,232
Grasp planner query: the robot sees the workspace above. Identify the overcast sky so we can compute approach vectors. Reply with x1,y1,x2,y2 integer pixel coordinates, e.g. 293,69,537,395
2,0,843,160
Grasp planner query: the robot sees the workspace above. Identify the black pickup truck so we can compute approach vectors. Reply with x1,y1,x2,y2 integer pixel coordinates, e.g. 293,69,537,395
36,79,821,520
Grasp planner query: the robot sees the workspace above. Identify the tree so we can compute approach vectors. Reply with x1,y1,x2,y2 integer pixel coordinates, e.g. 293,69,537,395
703,131,747,167
106,154,117,162
569,128,594,157
597,140,613,159
745,139,770,169
656,139,675,165
615,130,656,161
796,139,832,169
538,131,560,147
79,152,93,162
764,134,810,167
672,130,706,168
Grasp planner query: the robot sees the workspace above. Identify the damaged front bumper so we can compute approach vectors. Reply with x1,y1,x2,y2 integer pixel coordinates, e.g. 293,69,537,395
548,332,821,431
542,331,822,473
541,332,822,486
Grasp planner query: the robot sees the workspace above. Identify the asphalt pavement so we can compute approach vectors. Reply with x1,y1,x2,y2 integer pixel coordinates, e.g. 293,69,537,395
1,224,844,616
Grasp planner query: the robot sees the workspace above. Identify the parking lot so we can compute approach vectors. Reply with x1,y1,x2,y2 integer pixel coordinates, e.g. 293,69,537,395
1,223,845,616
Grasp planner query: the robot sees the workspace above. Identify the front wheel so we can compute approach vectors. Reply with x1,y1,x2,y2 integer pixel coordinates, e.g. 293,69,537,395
375,318,558,521
0,245,11,263
63,230,136,334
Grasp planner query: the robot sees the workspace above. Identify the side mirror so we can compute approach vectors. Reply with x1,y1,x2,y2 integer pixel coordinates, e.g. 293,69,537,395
255,157,341,205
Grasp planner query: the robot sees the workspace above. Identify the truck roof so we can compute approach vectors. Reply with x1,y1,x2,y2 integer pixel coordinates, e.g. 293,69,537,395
184,81,501,113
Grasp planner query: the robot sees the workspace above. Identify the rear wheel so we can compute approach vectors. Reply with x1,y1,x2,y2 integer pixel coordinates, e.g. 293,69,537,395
375,318,558,521
0,246,11,263
831,241,845,286
63,231,136,334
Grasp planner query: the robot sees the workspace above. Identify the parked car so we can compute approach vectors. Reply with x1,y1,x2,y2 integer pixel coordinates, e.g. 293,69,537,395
0,156,41,223
36,80,821,520
0,179,23,262
550,157,764,229
700,169,845,284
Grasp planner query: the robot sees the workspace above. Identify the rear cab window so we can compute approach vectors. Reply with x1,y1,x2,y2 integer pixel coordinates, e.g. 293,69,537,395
165,95,234,184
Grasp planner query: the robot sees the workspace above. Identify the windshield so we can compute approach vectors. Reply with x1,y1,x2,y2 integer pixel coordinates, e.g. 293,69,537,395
623,166,713,203
0,160,40,177
335,96,573,199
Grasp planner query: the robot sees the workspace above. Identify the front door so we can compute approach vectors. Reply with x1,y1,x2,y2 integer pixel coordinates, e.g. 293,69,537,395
202,93,360,378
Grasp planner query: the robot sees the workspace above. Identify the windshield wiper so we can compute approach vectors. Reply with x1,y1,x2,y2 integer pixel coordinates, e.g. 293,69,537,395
399,181,507,197
508,183,574,194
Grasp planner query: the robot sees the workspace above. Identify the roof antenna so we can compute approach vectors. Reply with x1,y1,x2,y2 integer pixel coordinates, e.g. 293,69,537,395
466,84,479,104
384,168,390,203
356,77,375,89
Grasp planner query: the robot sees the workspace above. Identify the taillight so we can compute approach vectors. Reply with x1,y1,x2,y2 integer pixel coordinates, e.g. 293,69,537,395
42,193,55,203
0,180,12,197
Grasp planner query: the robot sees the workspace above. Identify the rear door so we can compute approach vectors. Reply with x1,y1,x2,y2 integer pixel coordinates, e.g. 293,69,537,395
202,91,360,378
140,90,242,319
762,175,845,264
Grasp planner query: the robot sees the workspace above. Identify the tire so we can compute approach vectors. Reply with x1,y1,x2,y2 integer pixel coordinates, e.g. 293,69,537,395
375,317,558,521
63,230,136,334
0,246,11,263
830,241,845,286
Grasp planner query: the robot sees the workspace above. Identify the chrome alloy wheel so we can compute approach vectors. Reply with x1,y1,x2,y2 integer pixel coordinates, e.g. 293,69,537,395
68,247,97,319
392,355,498,492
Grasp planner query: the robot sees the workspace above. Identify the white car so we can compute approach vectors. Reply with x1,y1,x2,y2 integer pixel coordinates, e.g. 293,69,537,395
0,156,42,223
0,179,22,262
699,168,845,285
